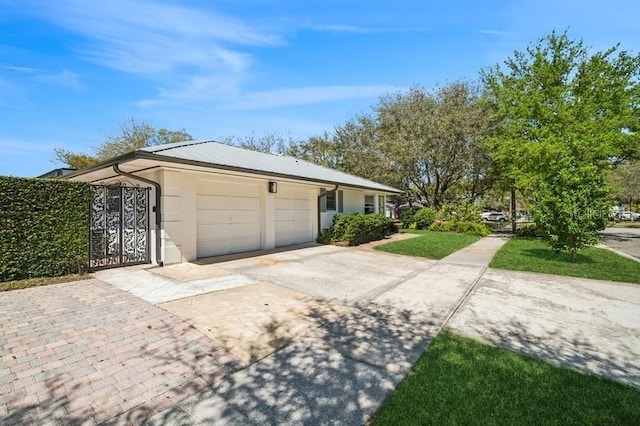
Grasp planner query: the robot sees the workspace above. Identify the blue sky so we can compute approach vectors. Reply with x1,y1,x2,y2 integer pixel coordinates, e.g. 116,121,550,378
1,0,638,177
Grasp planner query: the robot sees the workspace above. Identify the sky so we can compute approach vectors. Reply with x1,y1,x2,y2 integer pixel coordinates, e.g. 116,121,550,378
1,0,638,177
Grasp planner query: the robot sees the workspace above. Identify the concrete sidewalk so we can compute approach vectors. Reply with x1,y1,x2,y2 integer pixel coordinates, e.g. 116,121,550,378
440,234,510,266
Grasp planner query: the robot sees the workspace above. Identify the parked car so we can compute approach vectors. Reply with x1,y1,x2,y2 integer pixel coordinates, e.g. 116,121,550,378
486,212,508,222
616,211,637,221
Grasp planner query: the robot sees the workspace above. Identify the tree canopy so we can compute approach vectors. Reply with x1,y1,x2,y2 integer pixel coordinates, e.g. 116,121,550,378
482,30,640,258
54,118,192,169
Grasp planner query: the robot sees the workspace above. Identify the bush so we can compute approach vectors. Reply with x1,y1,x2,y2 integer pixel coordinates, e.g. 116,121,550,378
437,201,482,223
400,208,418,229
320,213,396,246
0,177,91,281
414,207,437,229
429,221,491,236
515,224,545,238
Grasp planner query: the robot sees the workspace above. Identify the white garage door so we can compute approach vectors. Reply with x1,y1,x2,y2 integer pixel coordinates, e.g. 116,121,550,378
275,189,313,247
196,180,261,257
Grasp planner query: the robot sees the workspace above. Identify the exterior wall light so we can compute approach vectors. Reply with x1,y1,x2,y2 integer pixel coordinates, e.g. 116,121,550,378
268,181,277,193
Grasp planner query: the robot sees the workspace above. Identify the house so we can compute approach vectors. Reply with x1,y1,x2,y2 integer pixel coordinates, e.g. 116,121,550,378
65,140,401,267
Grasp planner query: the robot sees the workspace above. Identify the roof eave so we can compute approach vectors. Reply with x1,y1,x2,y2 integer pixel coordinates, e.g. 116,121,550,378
63,151,138,179
65,150,403,193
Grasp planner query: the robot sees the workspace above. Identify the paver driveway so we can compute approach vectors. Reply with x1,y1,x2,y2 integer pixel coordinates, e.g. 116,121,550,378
0,280,240,424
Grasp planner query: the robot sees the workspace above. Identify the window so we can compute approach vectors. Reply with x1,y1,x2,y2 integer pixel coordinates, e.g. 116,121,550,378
320,189,343,212
378,195,385,214
326,192,336,211
364,195,375,214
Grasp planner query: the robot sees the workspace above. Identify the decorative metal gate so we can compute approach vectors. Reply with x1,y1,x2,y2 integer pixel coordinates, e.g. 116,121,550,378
90,185,150,270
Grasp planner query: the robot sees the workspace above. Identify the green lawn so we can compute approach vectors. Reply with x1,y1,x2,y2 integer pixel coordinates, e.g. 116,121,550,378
0,274,92,292
374,231,480,260
490,237,640,284
373,332,640,425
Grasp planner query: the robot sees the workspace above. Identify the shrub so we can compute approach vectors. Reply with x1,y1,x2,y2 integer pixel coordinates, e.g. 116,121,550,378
515,224,545,238
414,207,437,229
437,201,482,223
0,177,91,281
322,213,396,246
400,208,418,229
429,221,491,236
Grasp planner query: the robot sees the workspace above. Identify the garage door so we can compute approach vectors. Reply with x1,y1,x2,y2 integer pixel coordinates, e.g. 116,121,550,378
275,189,313,247
196,180,261,257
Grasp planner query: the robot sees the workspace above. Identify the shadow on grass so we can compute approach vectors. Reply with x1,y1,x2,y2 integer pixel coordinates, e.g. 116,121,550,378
520,248,596,264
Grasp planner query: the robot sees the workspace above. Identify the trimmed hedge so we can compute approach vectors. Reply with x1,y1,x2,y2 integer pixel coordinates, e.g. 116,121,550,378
0,177,91,281
429,221,491,236
318,213,396,246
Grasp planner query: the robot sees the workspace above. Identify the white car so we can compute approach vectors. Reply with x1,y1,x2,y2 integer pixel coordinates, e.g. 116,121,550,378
486,212,508,222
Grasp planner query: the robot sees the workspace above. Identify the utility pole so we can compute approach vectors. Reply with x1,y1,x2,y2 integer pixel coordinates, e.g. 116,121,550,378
510,186,517,234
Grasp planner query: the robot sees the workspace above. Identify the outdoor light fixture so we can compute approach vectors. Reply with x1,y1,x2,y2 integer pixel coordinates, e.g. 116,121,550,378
268,181,277,193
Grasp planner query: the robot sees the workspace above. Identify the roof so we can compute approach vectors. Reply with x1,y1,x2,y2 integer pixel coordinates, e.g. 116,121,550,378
70,140,402,193
37,167,77,179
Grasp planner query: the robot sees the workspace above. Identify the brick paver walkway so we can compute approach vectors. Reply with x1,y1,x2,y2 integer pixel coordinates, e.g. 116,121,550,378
0,279,241,424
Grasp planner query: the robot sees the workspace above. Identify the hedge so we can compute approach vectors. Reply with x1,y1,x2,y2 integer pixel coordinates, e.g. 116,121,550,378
0,176,91,281
318,213,396,246
429,221,491,236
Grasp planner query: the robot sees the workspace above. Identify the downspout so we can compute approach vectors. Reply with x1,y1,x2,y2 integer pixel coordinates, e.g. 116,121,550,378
113,165,163,266
317,185,339,236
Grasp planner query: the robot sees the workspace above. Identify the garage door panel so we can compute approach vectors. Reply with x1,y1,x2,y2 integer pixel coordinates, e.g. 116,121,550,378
196,180,261,257
274,193,314,247
197,241,229,257
196,224,231,240
196,210,230,225
227,183,260,197
226,210,259,224
275,210,294,221
229,196,260,210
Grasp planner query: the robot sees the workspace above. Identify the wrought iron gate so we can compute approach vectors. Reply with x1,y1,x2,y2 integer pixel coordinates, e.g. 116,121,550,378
90,185,150,270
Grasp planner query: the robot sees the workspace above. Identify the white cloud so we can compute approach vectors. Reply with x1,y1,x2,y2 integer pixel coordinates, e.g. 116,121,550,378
0,65,41,73
34,70,81,89
311,24,378,34
310,24,430,35
15,0,286,104
23,0,278,76
227,85,401,110
480,29,515,37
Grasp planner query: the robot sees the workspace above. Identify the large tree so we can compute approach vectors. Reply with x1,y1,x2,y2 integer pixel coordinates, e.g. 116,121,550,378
375,83,492,208
482,31,640,259
54,118,192,169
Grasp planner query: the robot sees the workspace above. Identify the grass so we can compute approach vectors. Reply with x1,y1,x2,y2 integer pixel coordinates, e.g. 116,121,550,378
0,274,93,292
372,332,640,425
375,230,480,260
490,237,640,284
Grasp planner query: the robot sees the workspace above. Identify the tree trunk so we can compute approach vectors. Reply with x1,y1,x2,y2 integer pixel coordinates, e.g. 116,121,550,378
510,186,517,234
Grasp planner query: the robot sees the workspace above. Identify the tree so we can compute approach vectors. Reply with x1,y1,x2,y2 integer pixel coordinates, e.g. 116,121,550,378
608,160,640,209
376,83,492,208
54,118,192,169
482,31,640,259
223,133,295,155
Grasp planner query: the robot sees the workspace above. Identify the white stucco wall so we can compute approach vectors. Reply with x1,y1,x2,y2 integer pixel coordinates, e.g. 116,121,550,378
319,188,385,230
